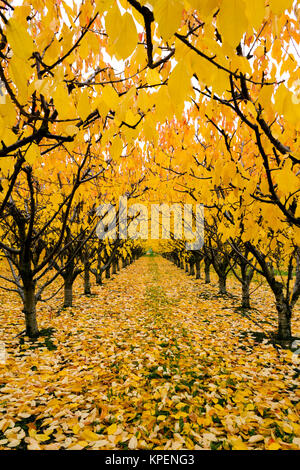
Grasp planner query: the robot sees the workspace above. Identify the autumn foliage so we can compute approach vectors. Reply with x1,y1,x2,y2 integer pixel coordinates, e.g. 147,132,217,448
0,0,299,452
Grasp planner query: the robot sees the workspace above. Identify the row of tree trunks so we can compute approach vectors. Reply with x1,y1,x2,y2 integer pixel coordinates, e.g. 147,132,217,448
166,245,299,342
168,252,211,285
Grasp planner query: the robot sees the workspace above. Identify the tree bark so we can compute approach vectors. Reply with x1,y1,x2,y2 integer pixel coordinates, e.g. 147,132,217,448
84,262,91,295
64,279,73,307
276,297,292,342
241,281,250,308
240,261,253,308
23,284,39,338
189,262,195,276
105,265,110,279
96,247,102,283
96,269,102,285
112,259,117,275
204,260,211,284
218,275,227,295
195,259,201,279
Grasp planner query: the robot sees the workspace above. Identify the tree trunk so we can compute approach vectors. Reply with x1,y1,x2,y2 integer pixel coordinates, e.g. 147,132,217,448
189,262,195,276
122,258,126,268
64,279,73,307
241,281,250,308
116,258,120,271
23,285,39,338
105,265,110,279
112,260,117,275
218,275,227,295
276,298,292,342
185,262,189,273
96,269,102,285
84,262,91,295
195,259,201,279
240,262,253,309
205,260,211,284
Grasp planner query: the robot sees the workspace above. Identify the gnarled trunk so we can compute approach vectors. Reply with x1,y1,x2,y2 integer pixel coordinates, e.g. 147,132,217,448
105,265,110,279
195,259,201,279
276,297,292,342
84,262,91,295
189,262,195,276
112,259,117,275
240,261,253,309
218,275,227,295
23,284,39,338
204,260,211,284
241,281,250,308
64,279,73,307
96,269,102,285
95,247,102,284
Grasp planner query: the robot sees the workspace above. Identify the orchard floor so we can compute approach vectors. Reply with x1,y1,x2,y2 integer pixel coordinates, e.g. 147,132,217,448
0,255,299,450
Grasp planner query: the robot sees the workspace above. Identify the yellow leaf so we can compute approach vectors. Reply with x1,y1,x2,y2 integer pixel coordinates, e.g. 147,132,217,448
110,136,123,161
65,124,79,136
231,438,248,450
189,0,220,18
157,415,166,421
116,12,137,60
77,440,89,447
269,0,293,16
100,86,119,110
80,429,100,442
6,18,33,59
154,0,184,40
173,411,188,419
35,433,51,442
77,90,90,122
258,86,273,111
106,423,117,435
72,424,81,435
246,0,266,31
106,7,137,59
25,144,40,165
267,442,281,450
175,402,188,410
146,68,161,87
53,83,75,120
281,423,293,434
8,55,32,104
168,62,192,113
218,0,248,48
96,0,111,14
